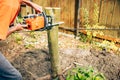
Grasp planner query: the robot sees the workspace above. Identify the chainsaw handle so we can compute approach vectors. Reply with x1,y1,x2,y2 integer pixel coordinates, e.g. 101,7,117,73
37,12,54,30
42,12,47,28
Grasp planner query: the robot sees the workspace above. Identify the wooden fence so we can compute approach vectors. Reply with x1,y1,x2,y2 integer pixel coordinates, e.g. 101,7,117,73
20,0,120,38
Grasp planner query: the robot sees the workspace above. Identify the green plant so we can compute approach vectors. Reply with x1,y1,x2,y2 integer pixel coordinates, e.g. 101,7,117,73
16,16,23,24
66,66,106,80
24,43,34,49
23,32,40,49
97,40,119,52
78,33,87,43
23,37,37,49
29,31,36,38
12,33,23,44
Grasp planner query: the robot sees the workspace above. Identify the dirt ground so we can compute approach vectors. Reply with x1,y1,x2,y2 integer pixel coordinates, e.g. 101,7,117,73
0,31,120,80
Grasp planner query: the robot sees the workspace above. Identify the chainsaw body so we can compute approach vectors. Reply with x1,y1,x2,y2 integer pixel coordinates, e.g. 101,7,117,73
23,12,48,31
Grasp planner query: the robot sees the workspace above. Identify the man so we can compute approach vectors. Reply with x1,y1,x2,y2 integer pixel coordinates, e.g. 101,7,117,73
0,0,42,79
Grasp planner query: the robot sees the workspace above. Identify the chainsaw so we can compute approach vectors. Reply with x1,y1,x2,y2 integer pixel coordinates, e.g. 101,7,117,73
22,12,64,31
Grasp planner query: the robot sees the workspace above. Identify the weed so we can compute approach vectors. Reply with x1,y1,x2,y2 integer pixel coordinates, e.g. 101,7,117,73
16,15,23,24
24,43,34,49
97,40,119,52
12,33,23,44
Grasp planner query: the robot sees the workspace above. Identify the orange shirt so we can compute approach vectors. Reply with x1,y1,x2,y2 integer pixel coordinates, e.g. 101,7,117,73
0,0,21,40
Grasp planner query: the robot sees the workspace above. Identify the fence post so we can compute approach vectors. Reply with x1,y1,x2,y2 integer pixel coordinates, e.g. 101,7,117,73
45,7,61,78
74,0,80,37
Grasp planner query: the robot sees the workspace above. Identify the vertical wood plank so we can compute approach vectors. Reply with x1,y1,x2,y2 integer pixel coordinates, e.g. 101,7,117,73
32,0,50,7
111,0,120,27
99,0,109,25
79,0,84,27
110,0,119,38
118,0,120,38
68,0,71,28
59,0,73,28
106,0,115,27
20,6,27,17
89,0,101,24
94,0,101,23
70,0,75,28
89,0,94,24
80,0,87,26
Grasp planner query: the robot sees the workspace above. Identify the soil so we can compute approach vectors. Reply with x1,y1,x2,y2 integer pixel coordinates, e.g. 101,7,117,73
0,31,120,80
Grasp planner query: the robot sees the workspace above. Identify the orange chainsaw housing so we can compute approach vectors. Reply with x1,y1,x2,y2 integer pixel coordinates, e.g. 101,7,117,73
25,16,45,30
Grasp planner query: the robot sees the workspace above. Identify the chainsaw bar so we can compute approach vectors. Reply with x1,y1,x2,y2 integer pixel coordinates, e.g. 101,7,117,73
40,22,64,31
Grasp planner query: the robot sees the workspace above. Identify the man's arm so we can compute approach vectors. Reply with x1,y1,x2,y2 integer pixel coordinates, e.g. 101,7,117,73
6,0,42,38
21,0,43,13
7,24,23,38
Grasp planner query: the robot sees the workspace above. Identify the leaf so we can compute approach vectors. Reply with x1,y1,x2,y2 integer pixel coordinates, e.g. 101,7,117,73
66,74,71,80
70,75,75,80
74,74,79,80
77,73,82,79
86,77,92,80
72,68,79,73
94,74,106,80
94,77,104,80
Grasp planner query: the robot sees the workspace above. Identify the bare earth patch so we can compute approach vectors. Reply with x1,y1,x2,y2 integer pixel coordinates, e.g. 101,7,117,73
0,31,120,80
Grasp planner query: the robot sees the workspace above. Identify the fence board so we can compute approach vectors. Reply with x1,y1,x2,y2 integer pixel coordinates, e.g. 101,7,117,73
89,0,101,24
100,0,116,38
59,0,75,28
106,0,115,27
89,0,95,24
32,0,50,7
111,0,120,27
80,0,88,26
20,6,27,17
99,0,109,25
59,0,71,27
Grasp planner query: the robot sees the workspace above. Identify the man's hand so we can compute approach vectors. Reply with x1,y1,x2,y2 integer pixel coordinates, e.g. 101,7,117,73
7,24,24,37
15,24,24,31
22,0,43,13
32,3,43,13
